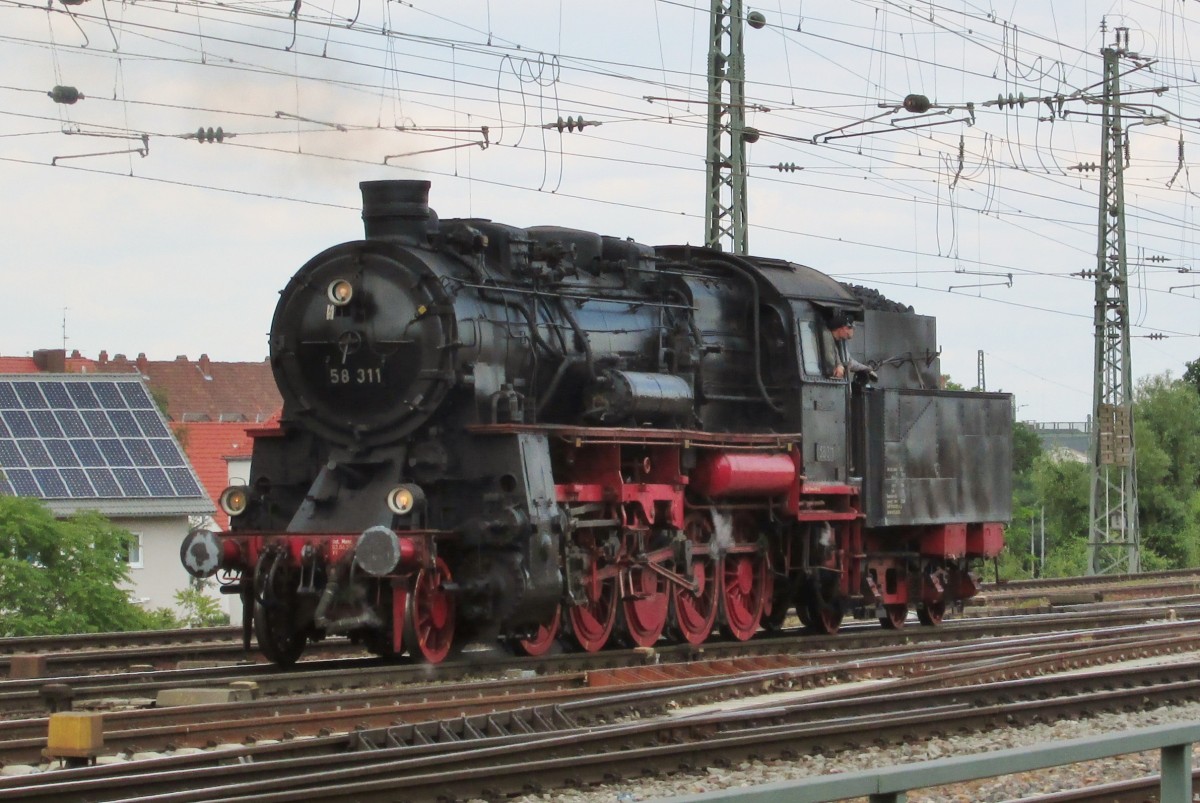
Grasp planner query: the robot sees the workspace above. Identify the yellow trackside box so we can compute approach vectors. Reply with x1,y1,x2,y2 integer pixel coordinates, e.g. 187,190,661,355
46,712,104,757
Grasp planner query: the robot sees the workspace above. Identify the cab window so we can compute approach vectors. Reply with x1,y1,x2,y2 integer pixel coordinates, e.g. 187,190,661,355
798,318,823,376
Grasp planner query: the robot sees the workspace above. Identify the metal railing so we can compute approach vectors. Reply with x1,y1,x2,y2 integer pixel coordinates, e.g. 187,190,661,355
665,721,1199,803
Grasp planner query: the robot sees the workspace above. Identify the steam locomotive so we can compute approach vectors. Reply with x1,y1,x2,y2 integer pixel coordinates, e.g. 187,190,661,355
181,180,1012,665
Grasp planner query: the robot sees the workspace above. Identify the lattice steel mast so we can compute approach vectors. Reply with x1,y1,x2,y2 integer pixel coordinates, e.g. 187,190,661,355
705,0,751,253
1087,28,1140,575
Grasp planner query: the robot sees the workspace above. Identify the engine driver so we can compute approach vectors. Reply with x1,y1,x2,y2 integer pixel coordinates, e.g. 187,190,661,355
825,311,878,382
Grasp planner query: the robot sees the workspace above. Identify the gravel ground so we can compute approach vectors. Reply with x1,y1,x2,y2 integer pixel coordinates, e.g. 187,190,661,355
496,693,1200,802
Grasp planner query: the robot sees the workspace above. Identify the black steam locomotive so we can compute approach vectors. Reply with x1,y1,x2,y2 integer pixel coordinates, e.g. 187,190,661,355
181,180,1012,665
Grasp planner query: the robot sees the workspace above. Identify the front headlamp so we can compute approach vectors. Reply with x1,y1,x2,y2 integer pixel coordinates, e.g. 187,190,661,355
219,485,249,517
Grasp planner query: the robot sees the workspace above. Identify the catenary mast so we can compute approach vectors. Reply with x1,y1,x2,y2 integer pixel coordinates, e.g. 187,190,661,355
1086,27,1141,575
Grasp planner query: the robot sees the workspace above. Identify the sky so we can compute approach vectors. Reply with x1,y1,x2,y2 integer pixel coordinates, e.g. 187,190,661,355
2,1,1199,424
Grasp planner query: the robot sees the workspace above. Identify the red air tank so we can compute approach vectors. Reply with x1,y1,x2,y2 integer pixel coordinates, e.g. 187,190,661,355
690,452,797,497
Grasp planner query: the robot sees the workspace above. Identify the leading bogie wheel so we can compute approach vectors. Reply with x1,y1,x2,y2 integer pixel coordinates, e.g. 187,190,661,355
254,599,306,666
253,551,306,666
404,557,457,663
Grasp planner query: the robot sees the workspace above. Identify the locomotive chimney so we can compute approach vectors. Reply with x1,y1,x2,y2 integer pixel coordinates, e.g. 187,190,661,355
360,180,435,245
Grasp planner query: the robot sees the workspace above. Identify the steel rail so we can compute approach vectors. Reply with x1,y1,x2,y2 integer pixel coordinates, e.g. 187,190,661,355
3,622,1200,800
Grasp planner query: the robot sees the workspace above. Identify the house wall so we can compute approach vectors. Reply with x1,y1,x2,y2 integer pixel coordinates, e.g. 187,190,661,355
227,456,251,487
119,515,197,615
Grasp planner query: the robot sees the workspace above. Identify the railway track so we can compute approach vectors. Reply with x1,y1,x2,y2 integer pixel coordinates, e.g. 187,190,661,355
0,633,367,678
0,589,1196,799
3,617,1200,800
1,616,1194,765
977,569,1200,606
1,570,1193,682
2,604,1197,721
0,628,242,659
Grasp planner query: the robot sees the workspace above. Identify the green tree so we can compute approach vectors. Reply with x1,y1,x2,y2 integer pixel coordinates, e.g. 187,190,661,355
1133,373,1200,567
1002,421,1046,579
174,577,230,628
1018,456,1090,578
1012,421,1043,477
0,497,168,636
1184,358,1200,395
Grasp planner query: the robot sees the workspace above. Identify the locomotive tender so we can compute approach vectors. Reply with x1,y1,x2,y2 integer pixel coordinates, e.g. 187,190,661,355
181,180,1012,665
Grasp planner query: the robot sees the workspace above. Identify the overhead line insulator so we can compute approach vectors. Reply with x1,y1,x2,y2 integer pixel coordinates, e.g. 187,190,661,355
48,86,84,105
543,116,600,133
185,127,230,144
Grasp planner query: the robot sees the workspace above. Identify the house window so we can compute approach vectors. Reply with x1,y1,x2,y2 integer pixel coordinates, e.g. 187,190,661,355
125,532,144,569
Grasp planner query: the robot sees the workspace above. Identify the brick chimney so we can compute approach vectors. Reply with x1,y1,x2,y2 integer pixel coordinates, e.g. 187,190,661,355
32,349,66,372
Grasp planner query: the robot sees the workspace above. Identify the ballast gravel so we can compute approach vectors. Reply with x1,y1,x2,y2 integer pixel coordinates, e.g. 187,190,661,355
495,700,1200,803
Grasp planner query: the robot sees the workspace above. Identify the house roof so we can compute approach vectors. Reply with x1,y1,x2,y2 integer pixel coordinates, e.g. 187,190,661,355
0,374,213,518
174,421,255,529
0,357,37,374
86,352,280,424
1,350,280,521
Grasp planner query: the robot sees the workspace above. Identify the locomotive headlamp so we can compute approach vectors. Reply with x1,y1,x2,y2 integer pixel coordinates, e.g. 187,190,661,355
219,485,249,517
327,279,354,306
386,484,425,516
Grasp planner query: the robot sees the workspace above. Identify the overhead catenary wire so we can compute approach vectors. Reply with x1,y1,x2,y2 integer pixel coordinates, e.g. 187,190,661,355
2,0,1199,360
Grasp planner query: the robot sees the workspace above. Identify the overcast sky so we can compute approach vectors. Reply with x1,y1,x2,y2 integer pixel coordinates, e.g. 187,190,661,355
2,1,1198,423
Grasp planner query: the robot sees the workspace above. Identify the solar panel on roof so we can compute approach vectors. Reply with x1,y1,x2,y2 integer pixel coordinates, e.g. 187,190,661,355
97,439,131,466
150,439,185,466
66,383,99,408
7,469,39,496
70,439,104,467
112,468,148,496
30,410,63,438
60,468,94,498
141,468,173,496
14,383,46,408
0,377,206,503
124,439,157,466
81,409,115,437
0,383,19,408
108,409,141,437
55,410,89,438
134,409,169,437
40,382,72,408
33,469,68,498
93,382,124,409
0,441,23,467
45,440,78,466
166,467,203,496
17,440,51,468
119,382,154,408
86,467,121,496
2,411,35,438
